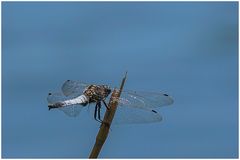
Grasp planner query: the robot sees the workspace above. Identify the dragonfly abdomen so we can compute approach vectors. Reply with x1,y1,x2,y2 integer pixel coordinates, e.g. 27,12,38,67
63,95,89,106
48,94,89,109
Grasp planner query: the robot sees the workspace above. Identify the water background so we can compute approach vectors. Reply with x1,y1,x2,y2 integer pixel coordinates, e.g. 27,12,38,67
2,2,238,158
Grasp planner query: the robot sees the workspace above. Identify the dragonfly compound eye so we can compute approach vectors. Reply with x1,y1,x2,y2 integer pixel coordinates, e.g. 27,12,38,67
103,85,111,94
107,88,111,95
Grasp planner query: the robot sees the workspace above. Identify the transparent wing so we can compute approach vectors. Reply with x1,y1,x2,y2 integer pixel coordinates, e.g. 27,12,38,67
61,80,174,109
92,90,173,124
113,105,162,124
118,90,174,110
87,102,162,124
47,92,83,117
61,80,88,97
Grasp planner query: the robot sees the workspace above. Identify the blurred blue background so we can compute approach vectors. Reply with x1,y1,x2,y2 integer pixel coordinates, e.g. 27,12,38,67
2,2,238,158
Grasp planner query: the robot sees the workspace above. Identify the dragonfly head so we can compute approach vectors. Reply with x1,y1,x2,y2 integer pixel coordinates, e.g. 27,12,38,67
103,85,111,96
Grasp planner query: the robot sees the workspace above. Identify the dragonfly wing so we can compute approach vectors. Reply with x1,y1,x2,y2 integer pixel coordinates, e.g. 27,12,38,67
112,105,162,124
61,80,88,97
58,105,82,117
119,90,174,109
47,92,83,117
86,101,162,124
97,90,172,124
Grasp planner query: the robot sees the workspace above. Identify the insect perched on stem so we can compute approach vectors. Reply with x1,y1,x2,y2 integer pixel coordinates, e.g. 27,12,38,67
47,80,174,124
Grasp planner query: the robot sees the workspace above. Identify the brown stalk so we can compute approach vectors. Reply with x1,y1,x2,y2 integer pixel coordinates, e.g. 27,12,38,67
89,72,127,158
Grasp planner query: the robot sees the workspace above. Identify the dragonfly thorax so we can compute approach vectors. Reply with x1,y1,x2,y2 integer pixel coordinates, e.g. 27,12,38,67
83,85,111,103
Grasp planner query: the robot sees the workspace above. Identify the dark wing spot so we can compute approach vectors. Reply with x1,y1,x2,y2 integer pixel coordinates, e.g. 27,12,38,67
48,93,52,95
163,94,168,96
152,110,157,113
67,80,70,82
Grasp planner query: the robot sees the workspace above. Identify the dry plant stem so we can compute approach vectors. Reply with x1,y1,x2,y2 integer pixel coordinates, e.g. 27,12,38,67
89,73,127,158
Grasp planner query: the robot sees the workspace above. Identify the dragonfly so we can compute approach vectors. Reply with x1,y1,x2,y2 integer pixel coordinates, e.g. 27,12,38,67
47,80,174,124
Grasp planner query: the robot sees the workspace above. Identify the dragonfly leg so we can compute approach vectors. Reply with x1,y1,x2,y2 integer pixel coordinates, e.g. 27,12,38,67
94,102,102,123
97,102,102,122
94,103,100,122
102,100,110,110
94,103,98,121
